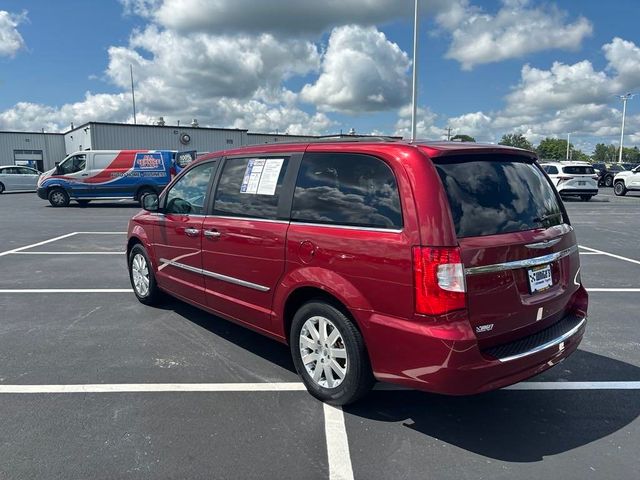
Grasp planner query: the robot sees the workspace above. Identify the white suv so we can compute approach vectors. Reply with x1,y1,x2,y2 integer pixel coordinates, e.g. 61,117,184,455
613,165,640,196
540,162,598,201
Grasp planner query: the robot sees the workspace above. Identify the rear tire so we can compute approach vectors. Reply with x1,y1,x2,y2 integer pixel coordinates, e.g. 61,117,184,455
290,301,374,405
614,181,627,196
137,187,156,207
580,195,592,202
48,188,69,207
0,182,5,194
128,244,163,306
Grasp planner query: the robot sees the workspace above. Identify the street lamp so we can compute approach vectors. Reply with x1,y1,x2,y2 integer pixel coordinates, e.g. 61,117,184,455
410,0,420,141
566,133,571,160
616,93,636,163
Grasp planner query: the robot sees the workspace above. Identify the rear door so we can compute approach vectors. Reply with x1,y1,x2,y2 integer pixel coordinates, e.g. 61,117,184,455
201,155,296,329
433,154,581,347
17,167,40,190
153,160,218,305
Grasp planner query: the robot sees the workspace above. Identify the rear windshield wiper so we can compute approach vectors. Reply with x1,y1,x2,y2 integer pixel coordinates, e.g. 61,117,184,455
533,212,563,224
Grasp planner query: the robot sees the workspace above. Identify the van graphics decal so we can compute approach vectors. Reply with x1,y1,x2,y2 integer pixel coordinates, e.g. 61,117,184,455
39,150,173,198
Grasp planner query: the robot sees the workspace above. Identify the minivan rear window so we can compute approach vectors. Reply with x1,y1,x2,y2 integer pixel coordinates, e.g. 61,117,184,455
563,166,595,175
434,155,564,238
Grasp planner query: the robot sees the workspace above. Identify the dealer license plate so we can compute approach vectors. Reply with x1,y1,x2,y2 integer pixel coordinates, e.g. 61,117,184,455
528,264,552,293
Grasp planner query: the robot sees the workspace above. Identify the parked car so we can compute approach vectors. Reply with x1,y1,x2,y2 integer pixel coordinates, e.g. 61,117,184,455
127,139,588,405
613,164,640,196
0,165,41,194
592,162,628,187
540,161,598,201
37,149,195,207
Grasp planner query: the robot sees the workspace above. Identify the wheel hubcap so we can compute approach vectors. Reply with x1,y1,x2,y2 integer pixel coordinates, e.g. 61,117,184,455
131,253,150,297
52,192,64,204
299,316,347,389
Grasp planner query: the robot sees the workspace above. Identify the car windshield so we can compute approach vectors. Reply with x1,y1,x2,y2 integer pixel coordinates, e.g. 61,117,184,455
434,154,564,238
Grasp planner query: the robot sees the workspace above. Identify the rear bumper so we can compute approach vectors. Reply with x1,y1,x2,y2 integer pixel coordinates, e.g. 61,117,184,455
360,309,587,395
558,188,598,196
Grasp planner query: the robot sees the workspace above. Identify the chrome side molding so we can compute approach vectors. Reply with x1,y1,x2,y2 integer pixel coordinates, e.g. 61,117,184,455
159,258,270,292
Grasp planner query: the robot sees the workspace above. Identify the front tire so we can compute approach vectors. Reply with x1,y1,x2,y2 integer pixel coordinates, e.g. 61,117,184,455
128,244,163,305
48,188,70,207
580,195,592,202
290,301,374,405
605,175,614,187
0,182,5,194
614,181,627,196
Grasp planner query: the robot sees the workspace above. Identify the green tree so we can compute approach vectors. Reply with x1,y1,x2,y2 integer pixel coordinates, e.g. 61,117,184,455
499,133,533,150
592,143,618,162
450,134,476,142
536,137,570,160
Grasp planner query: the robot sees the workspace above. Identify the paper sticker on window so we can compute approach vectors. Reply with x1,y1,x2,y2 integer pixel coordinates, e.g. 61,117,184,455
240,158,284,195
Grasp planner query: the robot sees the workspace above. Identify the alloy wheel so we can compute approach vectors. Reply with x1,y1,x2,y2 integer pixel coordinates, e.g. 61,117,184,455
299,315,348,389
131,253,150,297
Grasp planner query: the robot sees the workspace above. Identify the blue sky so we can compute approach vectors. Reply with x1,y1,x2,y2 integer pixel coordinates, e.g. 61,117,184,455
1,0,639,154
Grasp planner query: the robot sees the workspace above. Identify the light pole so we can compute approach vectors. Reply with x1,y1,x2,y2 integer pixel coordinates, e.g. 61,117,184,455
616,93,636,163
566,133,571,160
410,0,419,141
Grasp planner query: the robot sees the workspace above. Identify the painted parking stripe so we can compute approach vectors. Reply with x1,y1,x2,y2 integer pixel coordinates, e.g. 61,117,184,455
324,404,355,480
11,251,126,255
586,288,640,292
0,381,638,394
0,289,133,294
579,245,640,265
0,232,78,258
74,231,127,235
578,252,604,255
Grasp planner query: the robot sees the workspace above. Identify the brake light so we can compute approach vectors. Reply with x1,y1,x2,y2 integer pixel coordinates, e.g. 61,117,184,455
413,247,466,315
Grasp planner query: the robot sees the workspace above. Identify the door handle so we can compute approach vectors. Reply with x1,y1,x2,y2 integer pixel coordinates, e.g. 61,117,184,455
185,228,200,237
204,230,221,239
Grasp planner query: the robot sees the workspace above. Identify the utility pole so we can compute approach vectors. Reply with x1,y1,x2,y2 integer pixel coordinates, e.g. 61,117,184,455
617,93,636,163
130,64,137,125
566,133,571,160
410,0,419,141
446,126,452,141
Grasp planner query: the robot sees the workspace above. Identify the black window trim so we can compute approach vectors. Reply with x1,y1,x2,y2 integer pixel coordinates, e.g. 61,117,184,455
289,151,404,231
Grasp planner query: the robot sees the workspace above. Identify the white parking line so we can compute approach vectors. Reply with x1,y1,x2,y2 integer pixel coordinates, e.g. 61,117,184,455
0,383,307,394
586,288,640,292
0,289,133,294
324,404,354,480
578,252,604,255
11,251,125,255
74,231,127,235
0,232,78,258
504,381,640,390
579,245,640,265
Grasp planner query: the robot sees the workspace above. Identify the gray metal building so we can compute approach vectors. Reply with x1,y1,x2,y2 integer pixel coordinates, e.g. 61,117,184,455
1,122,334,172
0,131,65,172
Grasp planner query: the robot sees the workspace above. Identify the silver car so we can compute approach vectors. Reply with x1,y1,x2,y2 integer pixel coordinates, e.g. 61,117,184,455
0,165,41,193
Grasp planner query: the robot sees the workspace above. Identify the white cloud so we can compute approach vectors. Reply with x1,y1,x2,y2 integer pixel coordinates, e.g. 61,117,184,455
440,0,592,70
300,25,411,114
0,10,27,58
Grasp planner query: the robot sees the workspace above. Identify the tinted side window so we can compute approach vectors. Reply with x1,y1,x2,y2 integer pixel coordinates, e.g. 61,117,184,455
291,153,402,229
213,157,289,219
165,162,214,215
545,166,559,174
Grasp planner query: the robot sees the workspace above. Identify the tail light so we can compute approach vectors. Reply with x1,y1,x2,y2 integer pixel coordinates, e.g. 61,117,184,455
557,175,574,184
413,246,466,315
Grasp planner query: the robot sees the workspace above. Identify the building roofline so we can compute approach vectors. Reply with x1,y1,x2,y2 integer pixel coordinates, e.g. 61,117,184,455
65,121,249,134
0,130,64,136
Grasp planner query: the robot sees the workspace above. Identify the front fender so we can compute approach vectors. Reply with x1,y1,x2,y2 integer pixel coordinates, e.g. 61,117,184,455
128,225,157,270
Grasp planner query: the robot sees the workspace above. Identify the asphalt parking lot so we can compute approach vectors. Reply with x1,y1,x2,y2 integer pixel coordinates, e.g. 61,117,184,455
0,190,639,479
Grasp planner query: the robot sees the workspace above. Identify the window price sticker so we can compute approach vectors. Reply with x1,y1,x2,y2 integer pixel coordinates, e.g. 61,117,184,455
240,158,284,195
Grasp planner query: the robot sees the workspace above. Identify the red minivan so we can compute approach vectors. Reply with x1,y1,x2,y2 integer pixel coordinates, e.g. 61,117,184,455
127,139,588,405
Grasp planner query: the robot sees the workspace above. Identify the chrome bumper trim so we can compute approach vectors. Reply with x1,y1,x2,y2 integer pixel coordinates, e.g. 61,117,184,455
498,316,587,363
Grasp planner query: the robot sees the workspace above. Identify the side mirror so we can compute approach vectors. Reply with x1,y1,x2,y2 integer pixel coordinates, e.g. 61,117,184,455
142,193,160,212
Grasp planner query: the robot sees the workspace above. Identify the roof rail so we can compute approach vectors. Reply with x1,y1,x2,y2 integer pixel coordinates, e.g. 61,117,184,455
312,135,402,143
